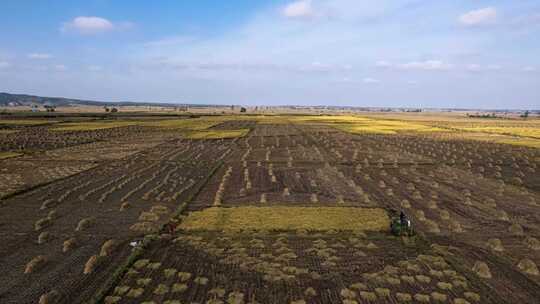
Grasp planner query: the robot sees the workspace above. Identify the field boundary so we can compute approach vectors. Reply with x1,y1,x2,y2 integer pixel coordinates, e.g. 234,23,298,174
87,158,226,304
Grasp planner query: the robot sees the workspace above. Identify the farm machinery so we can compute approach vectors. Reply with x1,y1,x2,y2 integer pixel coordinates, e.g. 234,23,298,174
390,210,415,237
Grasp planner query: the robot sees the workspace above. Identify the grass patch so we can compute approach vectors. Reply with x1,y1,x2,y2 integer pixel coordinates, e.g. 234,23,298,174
0,152,23,159
495,138,540,149
142,116,246,130
184,129,249,139
277,115,446,134
52,121,138,131
457,126,540,139
178,206,390,232
0,129,19,134
0,119,57,126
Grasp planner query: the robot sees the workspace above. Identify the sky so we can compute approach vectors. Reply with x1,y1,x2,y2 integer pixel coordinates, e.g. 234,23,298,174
0,0,539,109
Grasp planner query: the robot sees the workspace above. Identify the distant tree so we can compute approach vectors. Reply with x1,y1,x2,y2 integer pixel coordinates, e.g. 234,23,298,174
104,106,110,112
44,105,56,112
240,107,247,113
111,107,119,113
521,110,530,118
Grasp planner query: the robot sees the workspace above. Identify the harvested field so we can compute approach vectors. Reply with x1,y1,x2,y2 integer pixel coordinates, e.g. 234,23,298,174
1,113,539,304
178,207,389,232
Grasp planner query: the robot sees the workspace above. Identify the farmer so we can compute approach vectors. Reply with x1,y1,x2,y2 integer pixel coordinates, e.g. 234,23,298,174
400,211,407,227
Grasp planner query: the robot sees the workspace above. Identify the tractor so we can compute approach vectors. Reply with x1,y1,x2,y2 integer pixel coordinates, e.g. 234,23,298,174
390,210,415,237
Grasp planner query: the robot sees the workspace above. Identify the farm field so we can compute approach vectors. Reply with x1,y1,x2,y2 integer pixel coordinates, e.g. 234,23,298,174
0,113,539,304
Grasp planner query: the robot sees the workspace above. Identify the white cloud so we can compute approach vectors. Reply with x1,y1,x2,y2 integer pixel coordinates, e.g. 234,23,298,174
283,0,314,18
54,65,67,71
28,53,52,59
399,60,453,71
465,64,504,72
0,61,10,69
62,16,132,35
363,77,380,84
466,64,482,72
486,64,502,70
88,65,103,72
375,60,392,68
459,7,497,26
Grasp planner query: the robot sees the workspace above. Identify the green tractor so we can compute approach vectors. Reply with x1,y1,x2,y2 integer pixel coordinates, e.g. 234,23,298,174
390,210,415,237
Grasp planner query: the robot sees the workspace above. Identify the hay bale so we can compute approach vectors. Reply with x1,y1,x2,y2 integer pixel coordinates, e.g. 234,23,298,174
99,239,117,257
439,210,450,220
39,290,60,304
429,269,443,278
62,237,77,252
150,205,170,215
304,287,317,297
25,255,47,274
147,262,161,270
386,276,401,285
194,276,208,285
401,199,411,209
38,232,50,244
425,220,441,234
177,271,192,282
416,275,431,284
508,223,524,236
396,293,412,302
517,258,539,276
436,282,453,290
163,268,177,278
431,292,447,302
375,288,390,298
153,284,169,295
452,279,468,289
137,278,152,286
47,210,57,220
498,211,509,221
450,221,464,233
350,282,368,290
486,238,504,252
472,261,492,279
359,291,377,301
113,286,130,296
208,287,225,298
401,275,415,284
384,265,399,274
414,293,430,303
40,199,56,210
104,296,121,304
340,288,357,299
525,237,540,251
463,292,480,302
126,288,144,298
172,283,188,293
34,217,51,231
76,217,94,231
130,222,159,234
416,210,426,221
139,212,159,222
119,202,130,211
83,255,100,274
227,291,244,304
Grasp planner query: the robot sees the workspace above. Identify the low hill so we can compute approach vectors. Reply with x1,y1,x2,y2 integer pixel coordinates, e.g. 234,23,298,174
0,92,190,108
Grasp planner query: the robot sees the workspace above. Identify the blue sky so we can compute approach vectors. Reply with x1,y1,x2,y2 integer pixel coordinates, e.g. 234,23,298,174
0,0,539,109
